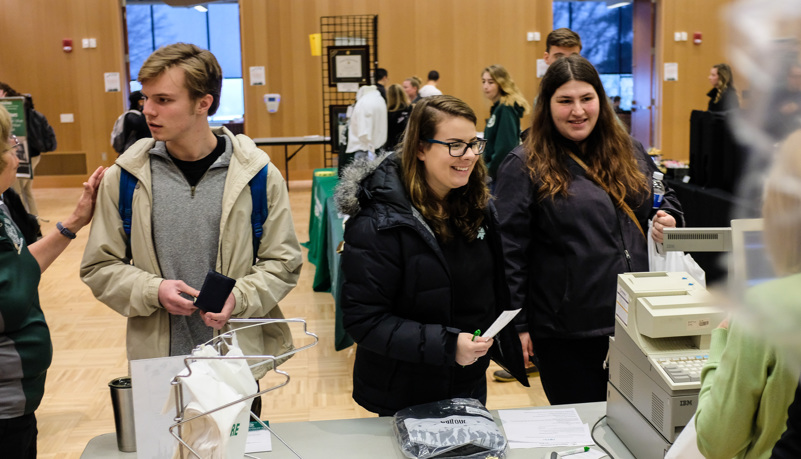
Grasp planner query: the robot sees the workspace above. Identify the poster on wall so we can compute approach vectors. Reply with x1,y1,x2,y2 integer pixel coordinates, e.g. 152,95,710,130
104,72,121,92
249,66,266,86
0,97,32,179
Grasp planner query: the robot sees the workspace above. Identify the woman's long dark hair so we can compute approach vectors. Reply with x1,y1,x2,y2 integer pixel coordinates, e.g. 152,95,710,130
400,95,490,242
524,54,648,208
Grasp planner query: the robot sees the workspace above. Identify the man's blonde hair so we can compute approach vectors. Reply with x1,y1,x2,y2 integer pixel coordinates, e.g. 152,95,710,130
138,43,223,115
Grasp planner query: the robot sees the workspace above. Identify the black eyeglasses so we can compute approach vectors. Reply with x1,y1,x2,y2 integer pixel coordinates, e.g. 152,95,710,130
424,138,487,157
5,135,21,153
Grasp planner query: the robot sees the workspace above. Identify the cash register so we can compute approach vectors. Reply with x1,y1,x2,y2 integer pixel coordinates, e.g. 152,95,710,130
606,271,726,459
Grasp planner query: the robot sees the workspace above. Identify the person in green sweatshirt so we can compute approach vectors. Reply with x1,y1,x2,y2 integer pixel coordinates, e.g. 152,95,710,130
481,65,530,183
0,104,105,459
695,130,801,459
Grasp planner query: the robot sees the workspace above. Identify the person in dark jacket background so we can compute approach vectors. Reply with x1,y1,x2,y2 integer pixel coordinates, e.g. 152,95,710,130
481,64,529,182
385,83,411,152
494,55,683,405
707,63,740,112
0,82,57,217
120,90,152,153
335,95,528,416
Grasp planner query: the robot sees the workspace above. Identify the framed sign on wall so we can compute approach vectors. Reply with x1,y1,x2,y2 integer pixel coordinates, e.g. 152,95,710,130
327,46,369,86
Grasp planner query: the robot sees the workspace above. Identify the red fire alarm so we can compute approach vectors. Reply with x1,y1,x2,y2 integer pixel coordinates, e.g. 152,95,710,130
62,39,73,53
693,32,702,45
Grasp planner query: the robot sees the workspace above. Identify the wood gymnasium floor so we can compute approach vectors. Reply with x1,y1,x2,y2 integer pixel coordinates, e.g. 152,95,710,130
31,182,548,458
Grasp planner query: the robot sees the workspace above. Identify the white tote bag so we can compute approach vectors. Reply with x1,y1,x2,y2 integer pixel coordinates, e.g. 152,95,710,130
647,220,707,287
167,336,257,459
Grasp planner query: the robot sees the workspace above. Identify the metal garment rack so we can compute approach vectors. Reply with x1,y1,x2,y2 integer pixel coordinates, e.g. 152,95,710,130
168,318,319,459
320,15,379,168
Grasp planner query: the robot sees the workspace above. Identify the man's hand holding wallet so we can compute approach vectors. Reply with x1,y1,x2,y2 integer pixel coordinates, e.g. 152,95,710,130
195,270,237,330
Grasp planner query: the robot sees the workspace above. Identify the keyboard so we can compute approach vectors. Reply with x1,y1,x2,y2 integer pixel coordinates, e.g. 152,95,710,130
652,355,709,390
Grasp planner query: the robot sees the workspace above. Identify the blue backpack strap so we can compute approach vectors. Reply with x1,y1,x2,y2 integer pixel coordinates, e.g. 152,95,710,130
118,168,137,257
248,165,269,263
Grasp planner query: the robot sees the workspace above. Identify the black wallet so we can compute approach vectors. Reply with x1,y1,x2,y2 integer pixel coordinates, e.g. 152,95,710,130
194,270,236,313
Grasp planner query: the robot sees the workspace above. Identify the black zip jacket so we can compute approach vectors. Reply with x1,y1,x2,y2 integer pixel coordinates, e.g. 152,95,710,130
494,138,683,339
335,153,528,414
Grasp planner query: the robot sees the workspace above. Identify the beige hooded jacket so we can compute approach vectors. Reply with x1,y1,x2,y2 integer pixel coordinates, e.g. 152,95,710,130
80,127,302,379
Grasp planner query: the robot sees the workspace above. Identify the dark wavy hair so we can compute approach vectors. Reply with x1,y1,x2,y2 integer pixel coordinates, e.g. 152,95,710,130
524,54,648,207
400,95,490,242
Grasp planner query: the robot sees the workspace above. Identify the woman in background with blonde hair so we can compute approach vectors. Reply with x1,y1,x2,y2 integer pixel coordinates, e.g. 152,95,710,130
481,64,530,181
707,63,740,112
402,76,422,105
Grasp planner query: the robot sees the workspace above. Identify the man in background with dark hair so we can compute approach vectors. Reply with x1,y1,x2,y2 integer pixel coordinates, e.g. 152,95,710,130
419,70,443,97
375,67,388,102
543,28,582,65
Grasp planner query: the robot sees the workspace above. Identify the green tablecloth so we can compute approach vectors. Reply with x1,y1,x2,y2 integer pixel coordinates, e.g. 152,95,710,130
304,168,354,350
326,196,353,350
307,168,338,291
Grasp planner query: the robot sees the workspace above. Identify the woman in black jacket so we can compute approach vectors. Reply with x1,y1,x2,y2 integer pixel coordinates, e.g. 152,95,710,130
494,55,683,405
707,63,740,112
335,96,528,416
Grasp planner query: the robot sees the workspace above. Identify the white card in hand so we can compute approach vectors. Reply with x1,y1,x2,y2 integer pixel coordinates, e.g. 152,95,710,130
482,309,522,339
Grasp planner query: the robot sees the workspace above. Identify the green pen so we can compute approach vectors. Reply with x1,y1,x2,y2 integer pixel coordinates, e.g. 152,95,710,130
472,329,481,341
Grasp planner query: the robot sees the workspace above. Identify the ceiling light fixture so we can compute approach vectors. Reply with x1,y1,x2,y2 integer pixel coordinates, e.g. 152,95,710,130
606,1,631,9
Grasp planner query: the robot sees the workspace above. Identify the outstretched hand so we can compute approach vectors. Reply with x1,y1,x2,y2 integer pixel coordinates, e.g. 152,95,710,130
62,166,106,232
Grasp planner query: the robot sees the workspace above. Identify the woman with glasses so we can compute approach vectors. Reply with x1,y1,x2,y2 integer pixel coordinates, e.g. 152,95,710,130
494,55,684,405
0,104,104,458
481,65,530,182
335,95,528,416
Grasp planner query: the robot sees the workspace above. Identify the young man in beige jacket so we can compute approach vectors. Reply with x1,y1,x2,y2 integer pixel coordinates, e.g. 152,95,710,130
80,44,302,407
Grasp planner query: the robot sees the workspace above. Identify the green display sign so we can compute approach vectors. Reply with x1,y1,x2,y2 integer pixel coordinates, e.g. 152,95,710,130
0,97,27,136
0,96,32,178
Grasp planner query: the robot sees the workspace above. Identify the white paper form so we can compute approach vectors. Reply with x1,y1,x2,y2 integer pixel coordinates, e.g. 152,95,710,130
481,308,521,339
499,408,595,448
551,449,607,459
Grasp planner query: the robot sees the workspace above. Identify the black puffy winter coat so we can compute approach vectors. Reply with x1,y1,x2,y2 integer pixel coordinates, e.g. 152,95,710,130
335,153,528,415
495,138,684,339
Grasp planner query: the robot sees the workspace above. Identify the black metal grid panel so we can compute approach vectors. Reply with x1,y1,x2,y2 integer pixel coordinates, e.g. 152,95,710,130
320,15,378,168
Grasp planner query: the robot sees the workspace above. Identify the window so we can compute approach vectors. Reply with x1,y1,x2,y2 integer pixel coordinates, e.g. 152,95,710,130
553,1,633,110
126,3,243,122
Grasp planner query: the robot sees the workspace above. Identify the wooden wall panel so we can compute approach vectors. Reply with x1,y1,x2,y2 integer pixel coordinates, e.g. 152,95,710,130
0,0,749,185
0,0,126,187
240,0,552,180
655,0,736,162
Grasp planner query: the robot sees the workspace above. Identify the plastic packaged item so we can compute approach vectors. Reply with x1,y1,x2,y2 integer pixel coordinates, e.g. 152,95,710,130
393,398,507,459
652,171,666,209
